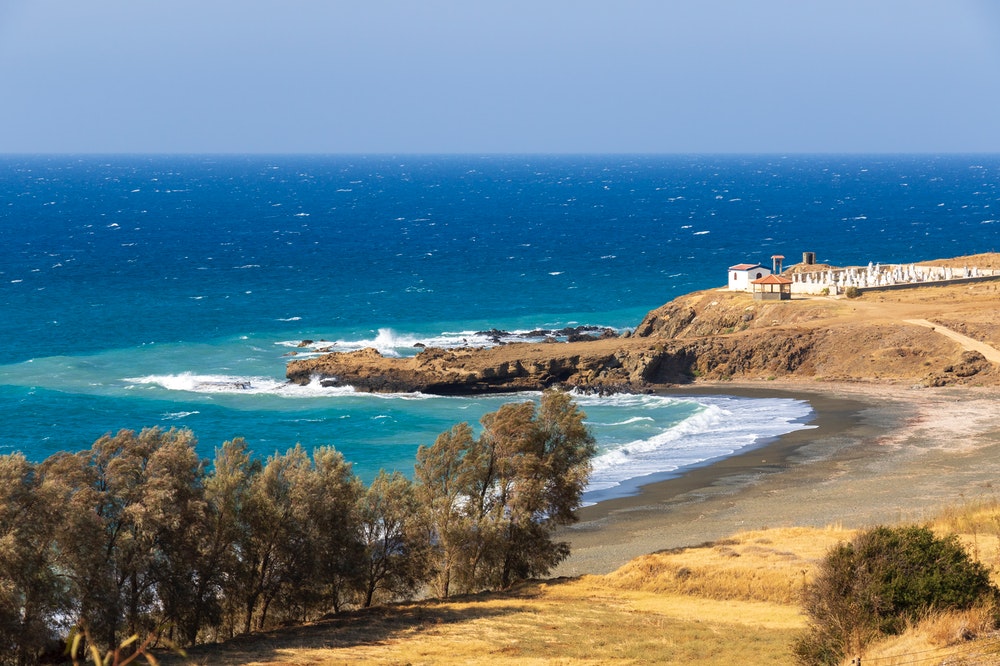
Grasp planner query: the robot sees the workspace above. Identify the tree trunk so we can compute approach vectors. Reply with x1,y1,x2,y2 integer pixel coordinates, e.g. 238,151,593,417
258,595,273,632
242,592,257,635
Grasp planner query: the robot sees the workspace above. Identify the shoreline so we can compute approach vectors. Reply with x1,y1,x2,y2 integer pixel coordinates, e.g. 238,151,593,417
554,381,1000,576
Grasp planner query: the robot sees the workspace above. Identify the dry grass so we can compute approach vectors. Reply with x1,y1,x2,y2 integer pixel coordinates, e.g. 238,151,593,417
934,497,1000,577
843,606,1000,666
171,579,802,666
164,527,853,666
603,527,852,606
160,510,1000,665
847,500,1000,666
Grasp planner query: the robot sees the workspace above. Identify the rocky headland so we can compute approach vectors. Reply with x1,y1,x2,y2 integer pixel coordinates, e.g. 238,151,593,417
285,253,1000,393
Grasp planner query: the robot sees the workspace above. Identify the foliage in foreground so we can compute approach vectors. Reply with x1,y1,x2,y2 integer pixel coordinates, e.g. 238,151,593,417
0,390,594,665
415,390,596,597
794,525,999,665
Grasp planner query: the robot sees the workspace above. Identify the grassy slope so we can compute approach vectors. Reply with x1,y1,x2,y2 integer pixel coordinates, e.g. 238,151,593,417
167,510,1000,666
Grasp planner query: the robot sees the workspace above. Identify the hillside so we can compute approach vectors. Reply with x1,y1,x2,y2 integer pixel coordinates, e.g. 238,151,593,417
169,255,1000,665
167,519,1000,665
286,253,1000,391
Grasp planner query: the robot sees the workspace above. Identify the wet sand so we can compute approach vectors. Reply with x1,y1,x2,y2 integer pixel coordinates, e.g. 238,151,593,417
554,381,1000,576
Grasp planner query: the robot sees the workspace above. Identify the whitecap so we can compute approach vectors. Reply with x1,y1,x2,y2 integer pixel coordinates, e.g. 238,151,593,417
592,416,656,427
163,411,200,420
279,325,624,359
583,395,815,502
123,372,355,397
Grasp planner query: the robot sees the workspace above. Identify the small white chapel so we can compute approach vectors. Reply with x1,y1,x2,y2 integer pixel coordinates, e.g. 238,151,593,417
727,263,770,291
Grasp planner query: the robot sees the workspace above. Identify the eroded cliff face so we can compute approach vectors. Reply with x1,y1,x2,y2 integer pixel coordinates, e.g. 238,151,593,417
633,290,846,339
285,275,1000,394
285,343,651,394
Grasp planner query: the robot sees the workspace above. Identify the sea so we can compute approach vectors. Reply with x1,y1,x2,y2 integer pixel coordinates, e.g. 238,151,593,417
2,154,998,502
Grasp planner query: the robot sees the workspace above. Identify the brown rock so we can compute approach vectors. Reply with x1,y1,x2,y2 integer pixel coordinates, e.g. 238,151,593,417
286,253,1000,394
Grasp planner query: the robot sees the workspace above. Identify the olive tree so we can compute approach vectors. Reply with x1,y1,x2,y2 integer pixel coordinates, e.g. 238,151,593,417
0,454,69,666
415,390,596,596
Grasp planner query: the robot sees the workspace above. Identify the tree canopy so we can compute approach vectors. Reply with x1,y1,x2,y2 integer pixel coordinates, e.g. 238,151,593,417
0,390,596,663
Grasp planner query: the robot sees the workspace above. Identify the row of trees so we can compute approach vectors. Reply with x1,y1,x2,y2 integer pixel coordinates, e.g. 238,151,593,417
0,390,596,665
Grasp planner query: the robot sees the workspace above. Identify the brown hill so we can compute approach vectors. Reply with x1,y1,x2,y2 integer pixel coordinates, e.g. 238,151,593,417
286,253,1000,392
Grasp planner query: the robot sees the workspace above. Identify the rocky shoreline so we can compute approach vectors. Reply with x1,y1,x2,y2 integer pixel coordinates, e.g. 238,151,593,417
286,254,1000,394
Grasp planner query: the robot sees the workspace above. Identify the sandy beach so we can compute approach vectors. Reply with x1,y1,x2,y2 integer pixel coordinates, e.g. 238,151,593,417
554,381,1000,576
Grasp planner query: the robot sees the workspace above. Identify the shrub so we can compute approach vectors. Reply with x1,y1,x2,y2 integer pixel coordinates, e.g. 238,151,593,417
794,525,998,665
844,286,861,299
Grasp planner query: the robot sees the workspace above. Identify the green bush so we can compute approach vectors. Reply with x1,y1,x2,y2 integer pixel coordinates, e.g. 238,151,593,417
794,525,998,665
844,286,861,299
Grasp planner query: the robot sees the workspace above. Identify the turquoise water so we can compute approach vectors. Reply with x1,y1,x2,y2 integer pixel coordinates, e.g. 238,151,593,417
3,154,997,497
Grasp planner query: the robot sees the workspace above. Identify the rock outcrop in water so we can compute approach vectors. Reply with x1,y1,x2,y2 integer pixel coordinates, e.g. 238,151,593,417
286,254,1000,394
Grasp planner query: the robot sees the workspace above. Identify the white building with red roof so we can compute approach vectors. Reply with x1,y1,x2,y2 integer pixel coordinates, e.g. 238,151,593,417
728,263,771,292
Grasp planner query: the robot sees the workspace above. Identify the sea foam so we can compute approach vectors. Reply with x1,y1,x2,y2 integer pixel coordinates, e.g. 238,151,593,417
582,395,815,502
279,326,623,359
123,372,356,397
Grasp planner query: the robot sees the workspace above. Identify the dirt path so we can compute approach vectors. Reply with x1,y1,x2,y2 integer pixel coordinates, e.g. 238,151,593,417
904,318,1000,364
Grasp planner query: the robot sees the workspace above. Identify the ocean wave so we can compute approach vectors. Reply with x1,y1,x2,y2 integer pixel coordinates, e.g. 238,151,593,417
163,410,200,420
585,396,815,501
123,372,356,397
591,404,729,470
277,325,624,359
121,371,440,401
592,416,656,427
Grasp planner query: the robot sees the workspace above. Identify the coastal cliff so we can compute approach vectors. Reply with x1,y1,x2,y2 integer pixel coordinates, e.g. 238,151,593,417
286,254,1000,393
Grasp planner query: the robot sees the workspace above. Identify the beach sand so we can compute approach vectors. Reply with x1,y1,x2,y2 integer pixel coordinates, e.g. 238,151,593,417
554,381,1000,576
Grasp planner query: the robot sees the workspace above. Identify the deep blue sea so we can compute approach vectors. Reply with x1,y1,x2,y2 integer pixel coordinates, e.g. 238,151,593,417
2,154,998,500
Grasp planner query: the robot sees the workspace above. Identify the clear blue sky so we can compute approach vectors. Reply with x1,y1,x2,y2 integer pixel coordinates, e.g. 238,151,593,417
1,0,999,154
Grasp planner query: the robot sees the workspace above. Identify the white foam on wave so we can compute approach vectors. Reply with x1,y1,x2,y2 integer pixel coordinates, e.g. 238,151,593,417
583,395,815,502
279,325,624,359
277,328,429,358
163,411,200,420
594,415,656,427
123,372,356,397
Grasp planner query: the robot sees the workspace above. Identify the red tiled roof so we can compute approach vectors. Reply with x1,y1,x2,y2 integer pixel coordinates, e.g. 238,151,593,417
751,274,793,284
729,263,764,271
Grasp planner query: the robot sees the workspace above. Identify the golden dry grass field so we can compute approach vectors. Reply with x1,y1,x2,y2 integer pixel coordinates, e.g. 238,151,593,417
167,506,1000,666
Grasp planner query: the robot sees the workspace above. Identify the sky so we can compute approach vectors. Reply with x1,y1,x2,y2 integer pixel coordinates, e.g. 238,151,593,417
1,0,999,154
